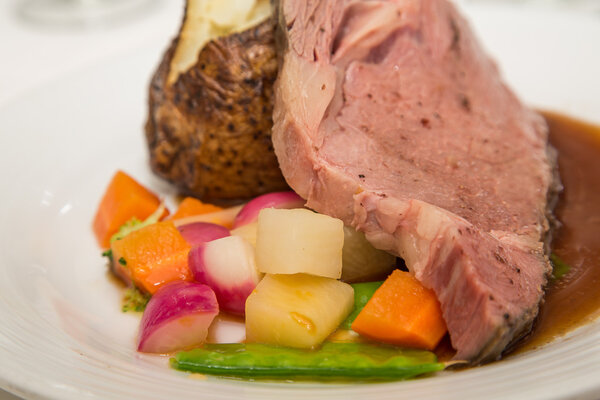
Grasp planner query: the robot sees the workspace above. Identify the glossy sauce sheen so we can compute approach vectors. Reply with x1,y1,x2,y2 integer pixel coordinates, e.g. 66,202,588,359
513,112,600,353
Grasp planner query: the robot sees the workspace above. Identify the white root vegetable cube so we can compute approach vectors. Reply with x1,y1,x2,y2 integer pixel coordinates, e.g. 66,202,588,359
256,208,344,278
245,273,354,349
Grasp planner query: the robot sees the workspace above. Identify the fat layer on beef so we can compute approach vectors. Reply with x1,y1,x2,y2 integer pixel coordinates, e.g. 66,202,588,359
272,0,558,363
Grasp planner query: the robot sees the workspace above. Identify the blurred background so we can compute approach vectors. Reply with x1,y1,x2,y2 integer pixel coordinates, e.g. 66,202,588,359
0,0,598,110
0,0,182,108
1,0,599,109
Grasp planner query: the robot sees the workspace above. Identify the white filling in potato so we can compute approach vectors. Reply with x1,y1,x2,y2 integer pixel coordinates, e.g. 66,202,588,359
168,0,272,84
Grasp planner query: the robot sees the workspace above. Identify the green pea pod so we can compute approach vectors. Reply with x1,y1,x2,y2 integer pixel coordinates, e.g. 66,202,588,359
171,342,444,380
341,281,384,329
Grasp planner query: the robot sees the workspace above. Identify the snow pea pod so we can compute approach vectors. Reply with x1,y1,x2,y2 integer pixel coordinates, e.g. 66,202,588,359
171,342,444,380
341,281,384,329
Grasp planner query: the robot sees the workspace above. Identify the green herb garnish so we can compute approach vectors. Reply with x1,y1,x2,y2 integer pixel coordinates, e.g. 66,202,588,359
122,287,151,313
109,203,166,244
101,248,113,262
550,253,571,281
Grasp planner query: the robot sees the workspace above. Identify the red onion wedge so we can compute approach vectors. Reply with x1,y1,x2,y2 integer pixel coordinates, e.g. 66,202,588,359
232,191,305,228
137,281,219,354
177,222,230,246
189,236,261,316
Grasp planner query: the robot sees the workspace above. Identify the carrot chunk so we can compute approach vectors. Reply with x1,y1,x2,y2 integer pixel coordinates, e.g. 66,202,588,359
111,221,192,294
93,171,166,248
351,270,447,350
169,197,223,220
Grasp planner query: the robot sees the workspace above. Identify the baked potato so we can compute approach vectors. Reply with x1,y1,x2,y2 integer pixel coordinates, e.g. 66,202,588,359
145,0,288,204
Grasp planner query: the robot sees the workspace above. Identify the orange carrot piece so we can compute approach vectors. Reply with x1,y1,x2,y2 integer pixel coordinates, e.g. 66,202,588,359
110,221,192,294
93,170,167,248
169,197,223,220
351,270,447,350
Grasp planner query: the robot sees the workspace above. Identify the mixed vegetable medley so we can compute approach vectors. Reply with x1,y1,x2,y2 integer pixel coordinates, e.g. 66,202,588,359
93,170,449,380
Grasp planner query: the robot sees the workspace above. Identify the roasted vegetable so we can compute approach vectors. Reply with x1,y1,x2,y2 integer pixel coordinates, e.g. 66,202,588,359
255,208,344,279
233,191,304,228
352,270,447,351
171,205,243,229
110,203,167,244
245,273,353,349
169,197,223,220
171,342,444,380
93,170,166,248
341,227,396,283
176,222,230,246
138,282,219,353
110,221,192,294
145,0,288,203
189,235,261,315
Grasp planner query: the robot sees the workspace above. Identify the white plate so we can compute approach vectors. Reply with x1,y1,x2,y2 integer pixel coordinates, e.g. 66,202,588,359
0,3,599,400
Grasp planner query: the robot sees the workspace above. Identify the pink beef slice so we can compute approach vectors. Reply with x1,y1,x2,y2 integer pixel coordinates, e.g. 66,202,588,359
272,0,559,363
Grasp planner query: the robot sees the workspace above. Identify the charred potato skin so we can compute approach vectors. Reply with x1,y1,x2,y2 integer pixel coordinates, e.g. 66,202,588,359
145,18,288,204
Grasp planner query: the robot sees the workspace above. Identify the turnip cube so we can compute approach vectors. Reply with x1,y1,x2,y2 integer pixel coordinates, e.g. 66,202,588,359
245,273,354,349
137,281,219,354
256,208,344,278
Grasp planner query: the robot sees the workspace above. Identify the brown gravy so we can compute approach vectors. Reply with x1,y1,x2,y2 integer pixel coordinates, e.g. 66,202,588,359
512,112,600,354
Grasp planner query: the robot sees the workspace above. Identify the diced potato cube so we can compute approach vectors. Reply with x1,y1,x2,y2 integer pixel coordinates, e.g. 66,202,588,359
256,208,344,278
245,273,354,349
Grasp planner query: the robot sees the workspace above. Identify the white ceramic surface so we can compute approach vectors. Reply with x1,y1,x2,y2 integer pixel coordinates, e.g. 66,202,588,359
0,3,598,400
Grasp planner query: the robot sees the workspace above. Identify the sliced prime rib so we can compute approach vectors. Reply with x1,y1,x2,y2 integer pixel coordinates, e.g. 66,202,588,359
272,0,559,363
